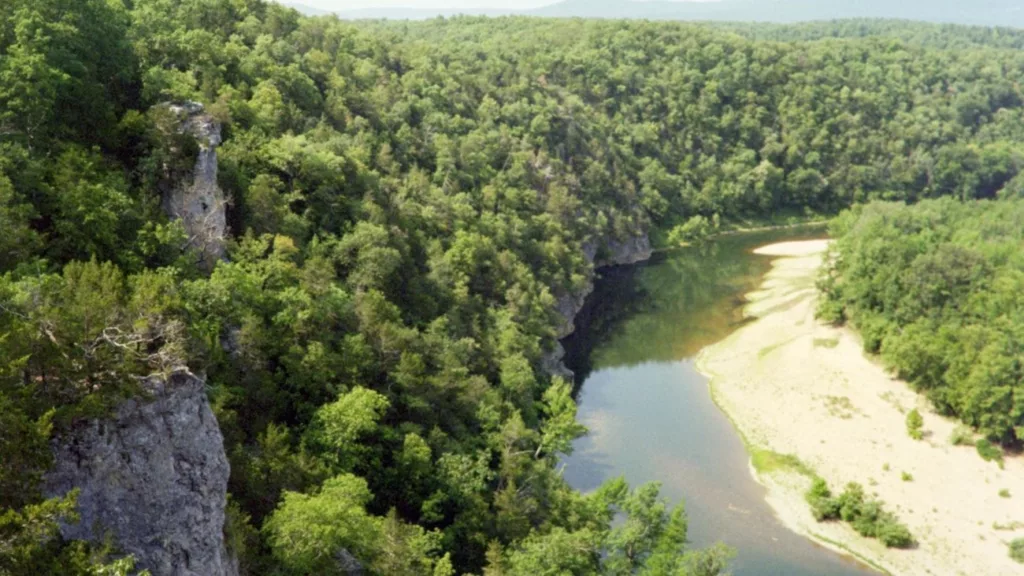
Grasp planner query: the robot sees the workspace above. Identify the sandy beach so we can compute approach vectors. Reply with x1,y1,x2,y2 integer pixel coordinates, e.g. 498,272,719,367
697,240,1024,576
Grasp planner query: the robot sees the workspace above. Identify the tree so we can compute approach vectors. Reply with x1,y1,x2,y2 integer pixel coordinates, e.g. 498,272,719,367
0,6,68,147
535,378,588,460
0,172,39,270
0,490,147,576
263,473,380,575
307,387,389,471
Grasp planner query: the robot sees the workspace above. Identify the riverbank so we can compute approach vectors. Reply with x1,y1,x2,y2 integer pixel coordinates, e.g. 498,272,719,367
697,240,1024,576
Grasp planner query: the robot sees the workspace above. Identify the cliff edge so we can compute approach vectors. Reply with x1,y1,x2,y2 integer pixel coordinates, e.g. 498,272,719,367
45,371,237,576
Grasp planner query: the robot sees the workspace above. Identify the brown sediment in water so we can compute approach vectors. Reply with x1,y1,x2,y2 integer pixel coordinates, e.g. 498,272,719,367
698,240,1024,576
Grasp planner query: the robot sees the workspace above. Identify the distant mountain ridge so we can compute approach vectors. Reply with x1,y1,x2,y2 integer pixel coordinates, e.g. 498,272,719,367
282,0,1024,28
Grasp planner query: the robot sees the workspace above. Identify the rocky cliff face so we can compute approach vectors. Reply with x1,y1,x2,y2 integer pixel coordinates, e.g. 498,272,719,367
45,371,237,576
553,234,653,340
161,102,227,270
546,233,653,379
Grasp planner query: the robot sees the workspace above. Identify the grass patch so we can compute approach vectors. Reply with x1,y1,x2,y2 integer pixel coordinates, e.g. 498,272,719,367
758,340,788,359
752,293,810,317
813,337,839,349
824,395,858,419
879,391,906,414
993,521,1024,531
949,424,973,446
750,448,815,477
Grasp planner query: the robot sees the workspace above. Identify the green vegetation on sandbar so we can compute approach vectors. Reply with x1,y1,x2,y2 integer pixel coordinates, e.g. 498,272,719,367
813,337,840,349
1010,538,1024,564
806,478,915,549
750,448,815,478
905,409,924,441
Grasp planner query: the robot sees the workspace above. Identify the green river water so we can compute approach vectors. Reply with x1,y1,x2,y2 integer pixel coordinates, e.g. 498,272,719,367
561,228,877,576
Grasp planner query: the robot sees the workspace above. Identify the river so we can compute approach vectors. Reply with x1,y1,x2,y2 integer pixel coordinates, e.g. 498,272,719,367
560,228,877,576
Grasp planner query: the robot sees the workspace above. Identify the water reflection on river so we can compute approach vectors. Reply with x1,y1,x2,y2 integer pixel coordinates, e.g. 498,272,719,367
561,228,876,576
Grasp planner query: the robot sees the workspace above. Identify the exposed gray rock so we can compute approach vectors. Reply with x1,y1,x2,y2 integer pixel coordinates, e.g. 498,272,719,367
335,548,366,575
546,233,652,379
45,370,236,576
554,282,594,340
597,234,652,268
553,234,652,340
160,102,227,270
541,340,575,382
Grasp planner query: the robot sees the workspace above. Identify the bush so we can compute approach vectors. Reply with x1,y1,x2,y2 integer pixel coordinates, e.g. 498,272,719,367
906,409,923,440
901,472,913,482
837,482,866,523
949,425,973,446
877,520,915,549
815,298,845,325
1011,538,1024,564
805,477,840,521
976,439,1004,464
804,479,913,548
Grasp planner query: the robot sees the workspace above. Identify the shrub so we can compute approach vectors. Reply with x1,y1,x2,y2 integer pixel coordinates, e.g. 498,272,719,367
837,482,866,523
906,409,923,440
805,477,840,521
976,439,1003,464
949,425,973,446
999,489,1011,498
805,479,913,548
858,315,891,354
1011,539,1024,564
901,472,913,482
850,500,883,537
877,519,914,549
815,298,845,325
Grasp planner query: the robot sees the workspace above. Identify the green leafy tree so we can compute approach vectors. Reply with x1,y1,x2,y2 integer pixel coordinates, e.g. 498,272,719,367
263,473,380,575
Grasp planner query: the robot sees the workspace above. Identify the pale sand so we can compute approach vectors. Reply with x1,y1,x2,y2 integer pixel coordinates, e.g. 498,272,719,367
697,240,1024,576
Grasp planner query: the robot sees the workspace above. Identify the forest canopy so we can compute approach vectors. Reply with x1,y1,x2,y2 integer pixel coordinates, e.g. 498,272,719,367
4,1,1024,574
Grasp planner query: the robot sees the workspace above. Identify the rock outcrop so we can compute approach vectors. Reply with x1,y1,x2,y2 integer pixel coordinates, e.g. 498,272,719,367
554,234,653,340
160,102,227,269
546,233,653,378
45,370,236,576
593,235,653,268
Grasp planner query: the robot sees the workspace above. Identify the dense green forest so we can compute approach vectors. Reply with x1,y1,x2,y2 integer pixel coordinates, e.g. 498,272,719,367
819,198,1024,446
319,0,1024,28
4,2,1024,574
526,0,1024,28
712,19,1024,50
